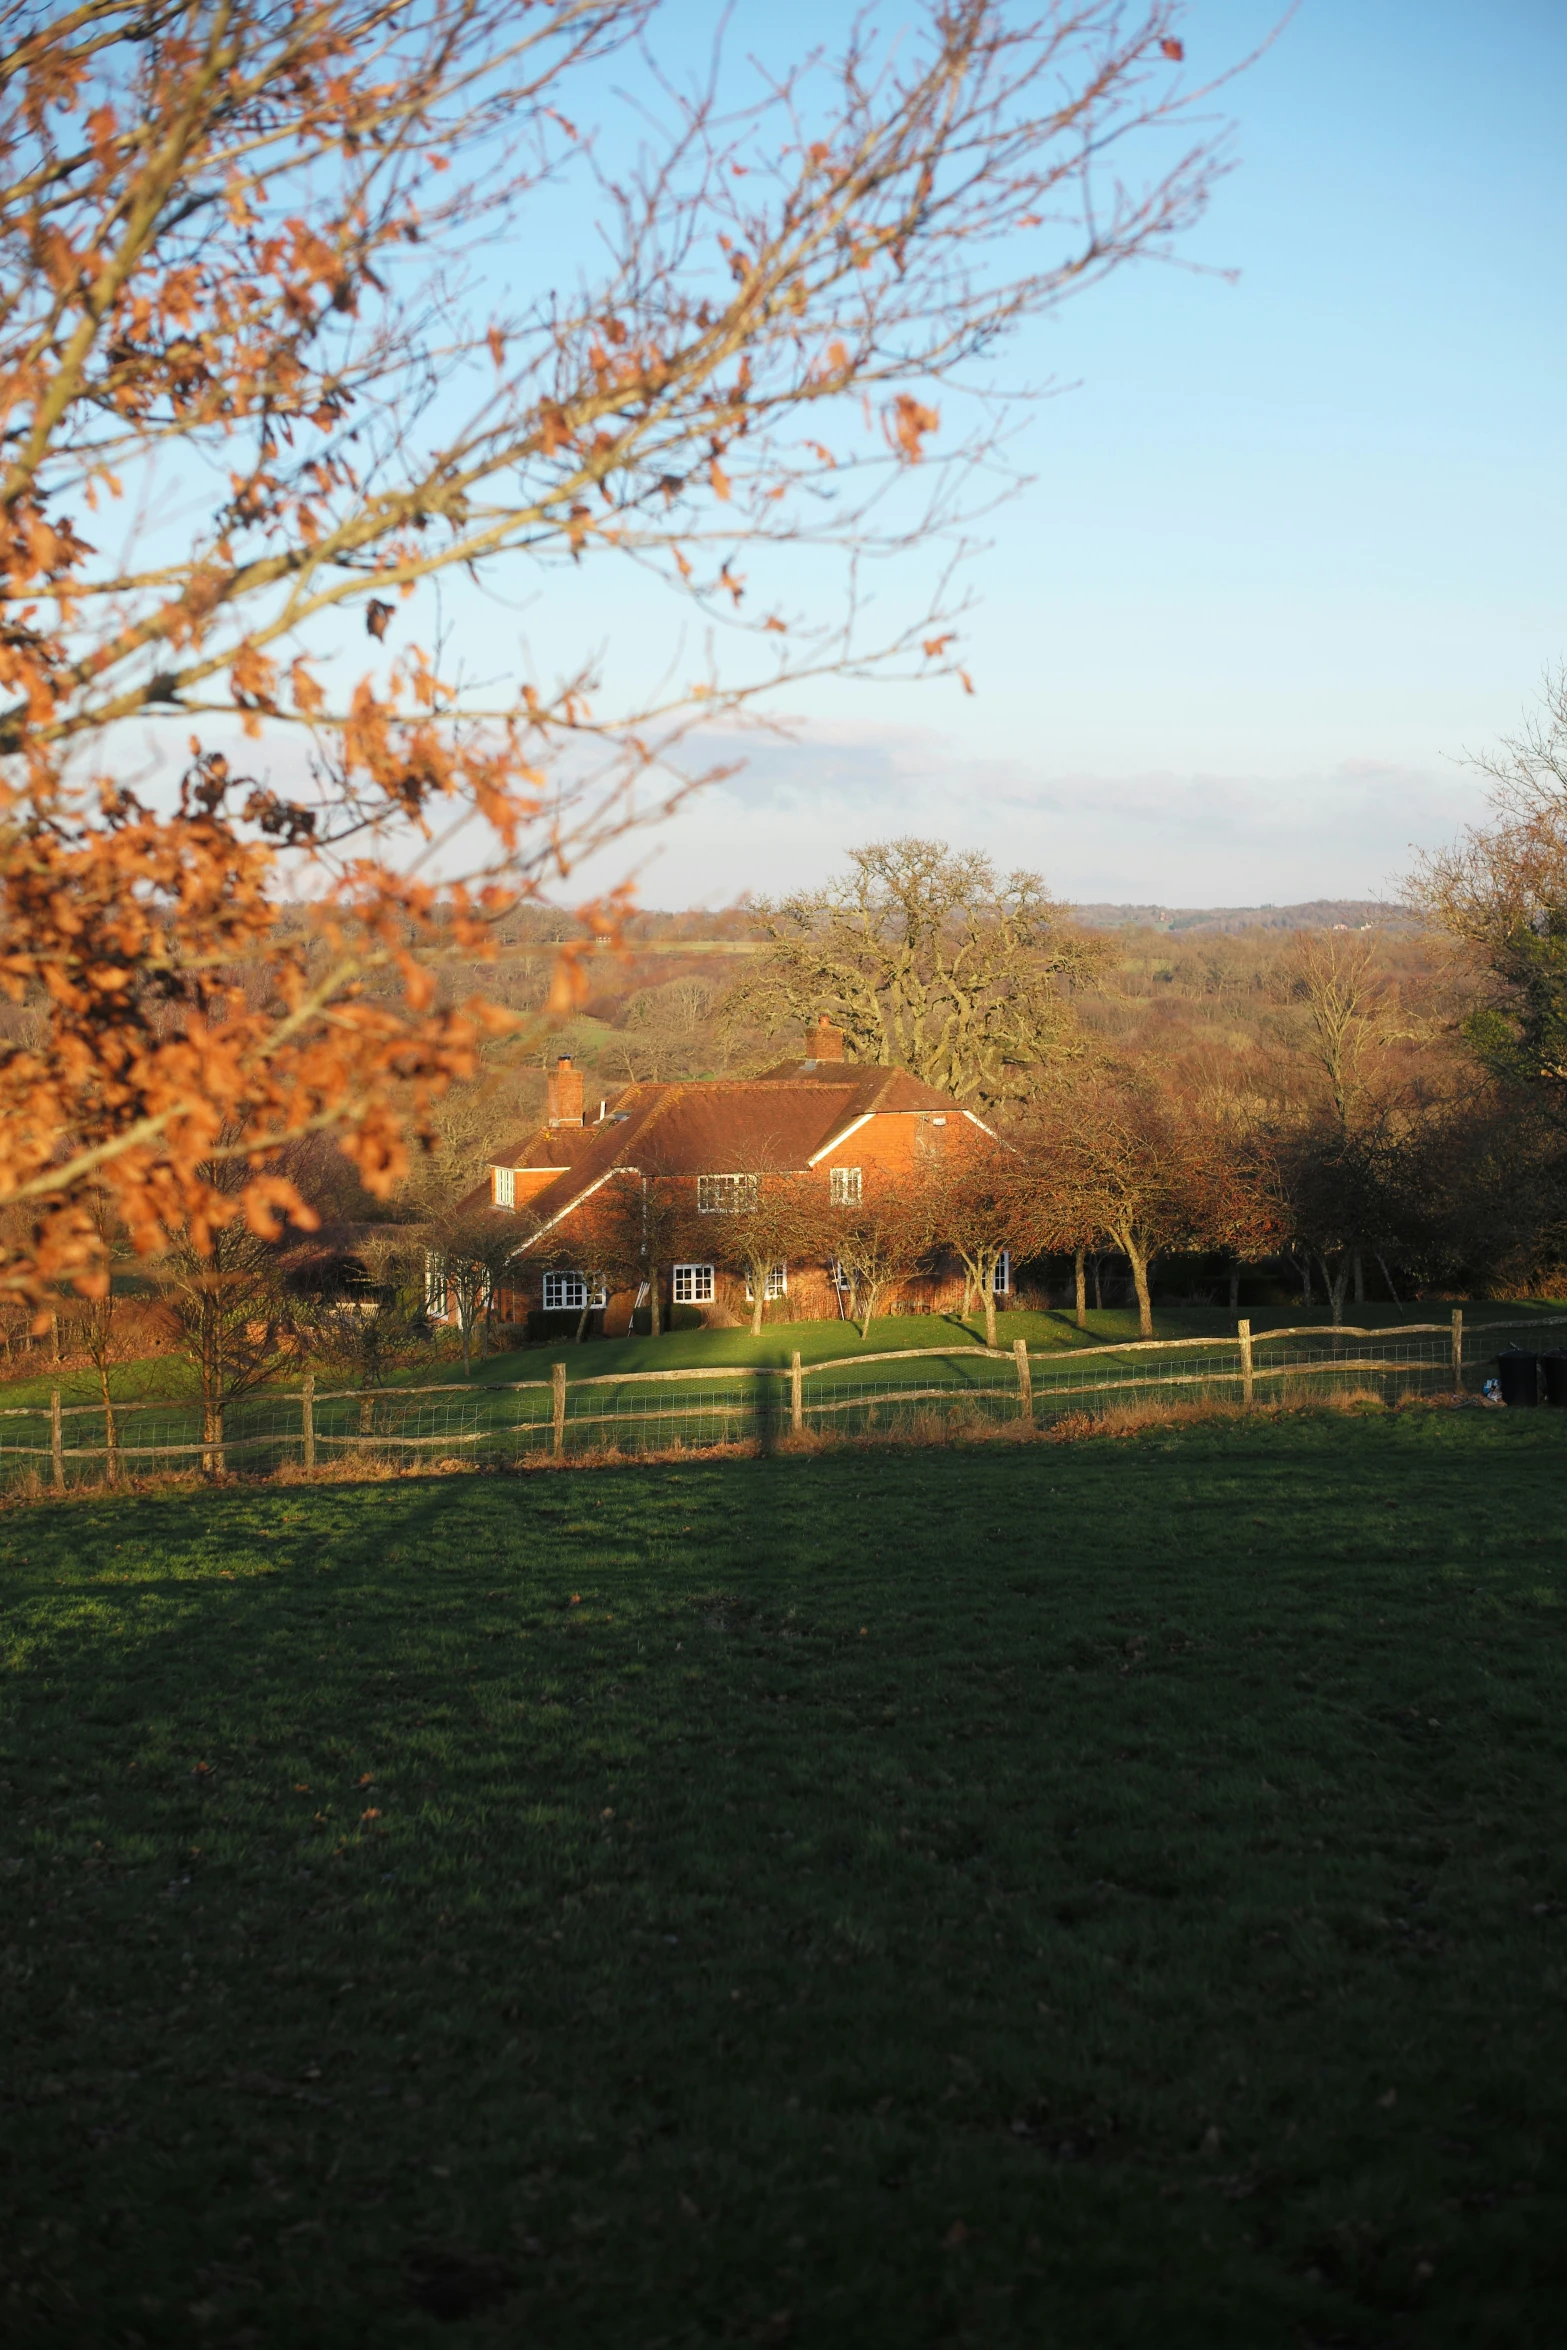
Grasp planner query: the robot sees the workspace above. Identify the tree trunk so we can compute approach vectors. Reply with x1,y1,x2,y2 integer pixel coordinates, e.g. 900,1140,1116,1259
201,1303,224,1475
1092,1255,1104,1310
750,1274,766,1338
98,1367,118,1487
1376,1251,1401,1306
1299,1252,1312,1305
574,1303,592,1344
648,1269,661,1338
1352,1249,1365,1306
202,1399,225,1477
1319,1252,1350,1322
1127,1244,1153,1338
1228,1263,1241,1313
982,1270,998,1351
1074,1246,1087,1331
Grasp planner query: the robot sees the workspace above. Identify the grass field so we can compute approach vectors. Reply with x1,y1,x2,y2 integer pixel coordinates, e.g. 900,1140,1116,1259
9,1293,1567,1414
3,1406,1566,2346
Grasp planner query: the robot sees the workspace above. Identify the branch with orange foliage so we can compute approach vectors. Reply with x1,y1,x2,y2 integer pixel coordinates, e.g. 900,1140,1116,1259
0,0,1232,1302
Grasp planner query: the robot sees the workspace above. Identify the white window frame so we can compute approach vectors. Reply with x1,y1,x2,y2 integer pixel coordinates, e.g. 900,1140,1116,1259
697,1172,759,1215
542,1270,607,1313
744,1262,788,1303
991,1251,1011,1295
423,1250,449,1321
672,1263,715,1304
829,1166,862,1206
492,1165,516,1209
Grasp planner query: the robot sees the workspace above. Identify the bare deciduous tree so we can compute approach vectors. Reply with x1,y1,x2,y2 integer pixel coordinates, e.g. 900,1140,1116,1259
922,1133,1041,1347
724,839,1103,1108
1032,1068,1228,1338
706,1171,827,1338
827,1177,933,1339
153,1172,298,1471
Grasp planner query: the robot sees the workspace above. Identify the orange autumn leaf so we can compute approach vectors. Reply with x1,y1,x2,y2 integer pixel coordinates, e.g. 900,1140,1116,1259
887,394,939,462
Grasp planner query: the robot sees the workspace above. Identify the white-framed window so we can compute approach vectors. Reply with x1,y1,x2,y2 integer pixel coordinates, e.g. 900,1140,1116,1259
744,1262,788,1302
830,1258,851,1291
423,1250,449,1320
542,1270,607,1312
698,1172,759,1215
990,1251,1011,1294
492,1165,516,1209
673,1263,715,1304
829,1166,862,1206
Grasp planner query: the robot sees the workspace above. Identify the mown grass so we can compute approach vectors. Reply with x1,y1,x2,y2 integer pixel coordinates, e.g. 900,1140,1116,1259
462,1298,1557,1389
2,1408,1566,2347
9,1293,1566,1414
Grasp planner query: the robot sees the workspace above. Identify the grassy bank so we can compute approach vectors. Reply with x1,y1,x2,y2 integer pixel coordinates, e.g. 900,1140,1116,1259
3,1408,1566,2345
5,1296,1565,1413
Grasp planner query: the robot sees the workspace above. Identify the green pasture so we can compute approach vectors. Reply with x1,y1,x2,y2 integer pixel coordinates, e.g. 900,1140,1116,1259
3,1407,1566,2345
6,1294,1565,1413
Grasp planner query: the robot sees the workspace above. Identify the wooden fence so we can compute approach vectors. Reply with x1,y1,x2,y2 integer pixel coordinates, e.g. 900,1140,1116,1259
0,1311,1560,1491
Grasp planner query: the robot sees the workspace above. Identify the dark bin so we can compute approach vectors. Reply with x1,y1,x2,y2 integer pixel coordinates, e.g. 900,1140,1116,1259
1497,1348,1540,1407
1543,1351,1567,1408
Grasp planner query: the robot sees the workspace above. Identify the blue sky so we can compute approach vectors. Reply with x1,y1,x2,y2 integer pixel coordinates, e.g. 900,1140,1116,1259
561,0,1567,908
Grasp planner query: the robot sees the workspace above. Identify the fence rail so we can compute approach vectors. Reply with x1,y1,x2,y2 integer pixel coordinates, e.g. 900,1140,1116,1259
2,1312,1563,1492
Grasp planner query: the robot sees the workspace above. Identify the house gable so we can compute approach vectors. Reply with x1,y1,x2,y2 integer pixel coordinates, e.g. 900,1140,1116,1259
462,1018,991,1257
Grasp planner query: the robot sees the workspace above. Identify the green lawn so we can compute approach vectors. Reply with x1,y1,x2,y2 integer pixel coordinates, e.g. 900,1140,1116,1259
3,1408,1566,2346
461,1299,1544,1388
6,1295,1566,1413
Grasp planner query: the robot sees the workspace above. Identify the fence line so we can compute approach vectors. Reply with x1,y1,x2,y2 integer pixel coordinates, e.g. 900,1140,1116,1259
2,1311,1564,1491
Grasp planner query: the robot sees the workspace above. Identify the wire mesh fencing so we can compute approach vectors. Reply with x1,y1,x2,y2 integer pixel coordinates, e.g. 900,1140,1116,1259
2,1312,1565,1494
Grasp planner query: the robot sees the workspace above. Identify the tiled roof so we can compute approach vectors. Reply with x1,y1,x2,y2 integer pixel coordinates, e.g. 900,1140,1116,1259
459,1057,968,1236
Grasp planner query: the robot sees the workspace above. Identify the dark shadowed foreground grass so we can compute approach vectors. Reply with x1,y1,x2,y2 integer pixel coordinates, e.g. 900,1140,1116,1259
2,1408,1566,2349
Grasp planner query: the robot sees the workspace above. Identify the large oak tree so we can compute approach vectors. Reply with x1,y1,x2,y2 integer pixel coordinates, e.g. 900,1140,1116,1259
723,837,1103,1108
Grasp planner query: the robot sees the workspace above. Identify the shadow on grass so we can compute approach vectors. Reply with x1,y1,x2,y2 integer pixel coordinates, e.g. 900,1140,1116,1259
4,1417,1567,2348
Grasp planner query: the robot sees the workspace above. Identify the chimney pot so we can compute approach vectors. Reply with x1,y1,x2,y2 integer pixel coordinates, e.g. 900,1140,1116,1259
547,1054,585,1126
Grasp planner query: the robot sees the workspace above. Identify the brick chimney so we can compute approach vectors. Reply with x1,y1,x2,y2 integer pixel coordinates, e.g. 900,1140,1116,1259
547,1054,585,1126
807,1014,845,1063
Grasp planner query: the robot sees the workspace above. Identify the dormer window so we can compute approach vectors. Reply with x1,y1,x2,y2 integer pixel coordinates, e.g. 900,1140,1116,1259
492,1166,516,1209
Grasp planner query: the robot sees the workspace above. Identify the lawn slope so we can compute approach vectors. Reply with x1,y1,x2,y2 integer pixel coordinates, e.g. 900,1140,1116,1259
2,1408,1565,2347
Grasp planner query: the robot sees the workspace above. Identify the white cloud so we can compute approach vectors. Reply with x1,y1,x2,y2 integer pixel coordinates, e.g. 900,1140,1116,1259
575,722,1489,909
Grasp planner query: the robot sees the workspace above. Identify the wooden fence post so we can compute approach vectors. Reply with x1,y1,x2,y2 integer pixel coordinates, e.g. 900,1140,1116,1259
552,1360,567,1459
50,1389,63,1489
301,1373,316,1473
1451,1308,1463,1397
790,1351,803,1436
1013,1337,1034,1426
1237,1319,1254,1409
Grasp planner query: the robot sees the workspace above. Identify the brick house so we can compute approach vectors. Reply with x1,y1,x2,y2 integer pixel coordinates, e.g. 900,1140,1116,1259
437,1017,1003,1335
